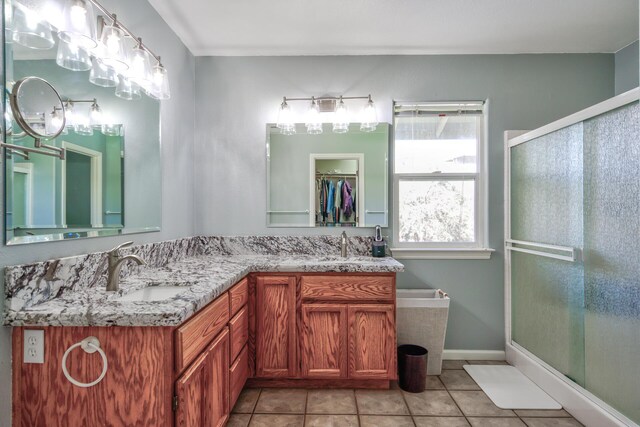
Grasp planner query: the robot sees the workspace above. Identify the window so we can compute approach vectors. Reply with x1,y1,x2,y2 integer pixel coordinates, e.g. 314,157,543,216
392,101,492,259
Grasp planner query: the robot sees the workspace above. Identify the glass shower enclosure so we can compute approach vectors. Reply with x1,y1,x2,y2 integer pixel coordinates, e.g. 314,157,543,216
506,94,640,426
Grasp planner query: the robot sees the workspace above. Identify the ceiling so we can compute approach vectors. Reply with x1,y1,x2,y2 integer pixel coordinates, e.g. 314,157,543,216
148,0,639,56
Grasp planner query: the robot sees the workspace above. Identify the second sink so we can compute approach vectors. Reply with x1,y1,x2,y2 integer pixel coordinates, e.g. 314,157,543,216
116,286,186,302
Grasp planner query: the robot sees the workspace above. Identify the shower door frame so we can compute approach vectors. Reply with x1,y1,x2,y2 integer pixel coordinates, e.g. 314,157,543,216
504,88,640,427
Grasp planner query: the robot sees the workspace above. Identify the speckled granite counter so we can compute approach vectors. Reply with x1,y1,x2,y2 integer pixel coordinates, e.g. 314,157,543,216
4,236,403,327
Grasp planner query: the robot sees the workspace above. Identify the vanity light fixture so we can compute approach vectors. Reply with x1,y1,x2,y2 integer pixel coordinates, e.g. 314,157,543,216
12,0,170,100
276,94,378,134
63,98,115,135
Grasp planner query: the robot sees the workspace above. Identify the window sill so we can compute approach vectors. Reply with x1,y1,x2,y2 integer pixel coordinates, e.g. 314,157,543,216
389,248,495,260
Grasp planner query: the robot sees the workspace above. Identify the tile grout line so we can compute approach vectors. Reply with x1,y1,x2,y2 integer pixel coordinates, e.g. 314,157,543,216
248,388,263,426
441,366,474,425
303,388,309,426
400,388,418,427
354,388,361,425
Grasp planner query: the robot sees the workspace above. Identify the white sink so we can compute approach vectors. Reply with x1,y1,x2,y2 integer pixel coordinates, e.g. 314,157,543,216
116,286,185,302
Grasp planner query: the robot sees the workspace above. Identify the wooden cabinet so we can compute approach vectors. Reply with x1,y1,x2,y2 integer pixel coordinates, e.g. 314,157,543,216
175,328,229,427
252,273,397,384
301,304,348,378
255,275,297,378
12,273,396,425
299,274,397,382
348,304,396,379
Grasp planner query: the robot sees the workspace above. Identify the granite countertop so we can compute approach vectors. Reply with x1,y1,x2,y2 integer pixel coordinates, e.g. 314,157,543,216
4,254,404,327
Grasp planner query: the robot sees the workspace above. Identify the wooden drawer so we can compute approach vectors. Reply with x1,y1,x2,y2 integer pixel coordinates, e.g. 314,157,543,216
229,345,249,411
301,275,394,301
229,305,248,362
175,293,230,373
229,278,248,317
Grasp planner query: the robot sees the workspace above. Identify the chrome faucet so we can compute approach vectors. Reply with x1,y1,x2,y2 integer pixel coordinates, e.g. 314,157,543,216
106,241,146,292
340,231,348,258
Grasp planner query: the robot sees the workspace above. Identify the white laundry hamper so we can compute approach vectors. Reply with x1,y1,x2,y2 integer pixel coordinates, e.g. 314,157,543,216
396,289,450,375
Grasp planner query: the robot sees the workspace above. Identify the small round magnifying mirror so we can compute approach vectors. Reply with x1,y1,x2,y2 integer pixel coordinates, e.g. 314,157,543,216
10,76,65,140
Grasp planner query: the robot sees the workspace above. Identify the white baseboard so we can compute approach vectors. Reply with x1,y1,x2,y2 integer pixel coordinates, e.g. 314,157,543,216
507,343,637,427
443,349,506,360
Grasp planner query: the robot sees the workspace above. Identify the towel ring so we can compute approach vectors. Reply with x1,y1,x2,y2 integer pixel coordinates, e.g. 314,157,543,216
61,336,108,388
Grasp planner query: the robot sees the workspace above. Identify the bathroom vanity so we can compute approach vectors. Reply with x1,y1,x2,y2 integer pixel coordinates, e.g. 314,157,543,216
6,236,402,426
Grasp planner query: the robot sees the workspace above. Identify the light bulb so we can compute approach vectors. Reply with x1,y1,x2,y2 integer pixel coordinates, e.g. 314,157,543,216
129,39,152,89
333,97,349,134
64,102,75,126
24,8,39,30
97,18,128,73
276,98,295,134
306,97,322,135
360,95,378,132
90,102,102,125
50,109,63,129
69,2,87,30
106,33,120,54
59,0,97,49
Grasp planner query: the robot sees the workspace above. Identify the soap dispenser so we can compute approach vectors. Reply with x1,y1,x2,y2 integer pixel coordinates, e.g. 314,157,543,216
371,225,386,257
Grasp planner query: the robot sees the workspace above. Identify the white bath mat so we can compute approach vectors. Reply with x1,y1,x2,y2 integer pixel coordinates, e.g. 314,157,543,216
464,365,562,410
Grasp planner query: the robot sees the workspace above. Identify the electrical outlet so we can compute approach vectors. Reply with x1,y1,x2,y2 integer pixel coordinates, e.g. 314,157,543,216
23,330,44,364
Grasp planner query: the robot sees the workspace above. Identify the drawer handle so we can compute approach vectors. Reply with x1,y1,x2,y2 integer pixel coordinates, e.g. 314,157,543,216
62,336,108,388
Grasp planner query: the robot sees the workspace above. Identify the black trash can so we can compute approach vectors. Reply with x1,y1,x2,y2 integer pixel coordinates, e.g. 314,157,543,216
397,344,428,393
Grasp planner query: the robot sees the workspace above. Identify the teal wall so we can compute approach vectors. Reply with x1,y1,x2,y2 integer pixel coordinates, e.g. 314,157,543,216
615,40,639,95
65,151,92,227
194,54,616,352
11,130,124,229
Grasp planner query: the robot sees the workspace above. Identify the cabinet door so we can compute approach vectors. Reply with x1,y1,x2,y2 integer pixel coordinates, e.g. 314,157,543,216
206,328,230,427
255,275,297,378
175,328,229,427
301,304,348,378
175,348,208,427
348,304,396,379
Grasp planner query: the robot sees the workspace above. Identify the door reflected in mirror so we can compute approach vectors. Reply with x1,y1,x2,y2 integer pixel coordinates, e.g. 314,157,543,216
267,123,389,228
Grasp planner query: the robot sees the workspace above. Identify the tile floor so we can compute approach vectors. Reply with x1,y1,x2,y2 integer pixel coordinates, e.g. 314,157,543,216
229,360,583,427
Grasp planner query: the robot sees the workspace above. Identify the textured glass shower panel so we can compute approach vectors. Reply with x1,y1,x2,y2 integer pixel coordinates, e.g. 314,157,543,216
511,124,584,247
583,102,640,424
510,124,585,385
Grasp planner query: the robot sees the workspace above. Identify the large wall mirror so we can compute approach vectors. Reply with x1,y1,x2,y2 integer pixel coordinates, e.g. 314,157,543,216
3,0,161,245
267,123,389,228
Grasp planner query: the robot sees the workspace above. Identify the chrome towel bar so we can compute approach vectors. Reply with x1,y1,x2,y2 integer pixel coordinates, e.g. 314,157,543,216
505,239,580,262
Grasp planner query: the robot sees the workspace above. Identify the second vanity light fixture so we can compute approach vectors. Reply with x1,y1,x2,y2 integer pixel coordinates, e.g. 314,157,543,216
276,95,379,135
9,0,170,100
60,98,119,136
